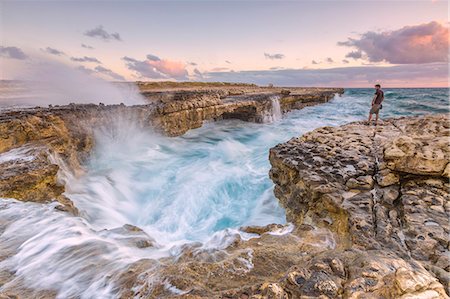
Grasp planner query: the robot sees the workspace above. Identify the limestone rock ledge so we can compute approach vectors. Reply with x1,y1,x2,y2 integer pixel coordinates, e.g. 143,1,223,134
0,112,449,298
0,86,341,211
269,114,449,298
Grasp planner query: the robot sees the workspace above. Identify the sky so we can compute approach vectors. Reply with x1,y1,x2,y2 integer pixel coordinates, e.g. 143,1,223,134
0,0,448,87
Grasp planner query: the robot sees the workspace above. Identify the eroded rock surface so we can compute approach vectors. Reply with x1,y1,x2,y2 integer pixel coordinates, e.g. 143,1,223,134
79,114,449,299
3,88,447,298
0,86,342,211
269,114,449,298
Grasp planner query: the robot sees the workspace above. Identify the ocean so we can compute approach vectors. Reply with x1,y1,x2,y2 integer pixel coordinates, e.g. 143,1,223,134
0,87,448,297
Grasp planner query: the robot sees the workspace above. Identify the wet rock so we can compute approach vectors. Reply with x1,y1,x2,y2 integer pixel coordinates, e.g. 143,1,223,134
377,168,400,186
381,184,400,205
106,224,157,249
0,85,343,209
269,114,450,297
346,175,374,190
240,224,285,235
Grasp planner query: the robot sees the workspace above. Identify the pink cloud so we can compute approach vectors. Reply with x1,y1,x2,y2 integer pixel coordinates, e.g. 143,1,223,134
339,21,449,64
123,55,188,80
147,59,188,79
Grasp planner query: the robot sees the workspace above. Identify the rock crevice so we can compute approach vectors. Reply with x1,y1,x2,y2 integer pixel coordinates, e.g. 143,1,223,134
269,114,449,297
0,86,342,213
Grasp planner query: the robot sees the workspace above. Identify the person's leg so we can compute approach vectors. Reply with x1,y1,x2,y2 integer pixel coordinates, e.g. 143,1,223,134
368,111,373,124
375,111,379,125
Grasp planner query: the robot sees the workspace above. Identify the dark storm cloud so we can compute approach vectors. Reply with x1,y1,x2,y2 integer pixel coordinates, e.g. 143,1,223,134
42,47,65,56
70,56,102,63
94,66,125,81
0,46,28,60
339,21,449,64
84,25,122,41
264,53,285,60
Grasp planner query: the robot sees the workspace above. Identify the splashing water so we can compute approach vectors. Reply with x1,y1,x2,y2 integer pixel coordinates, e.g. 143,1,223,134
0,58,145,108
0,88,448,297
262,95,282,123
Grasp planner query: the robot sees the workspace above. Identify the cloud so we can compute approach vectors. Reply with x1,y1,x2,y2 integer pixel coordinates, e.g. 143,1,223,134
202,63,448,87
71,56,102,63
0,46,28,60
42,47,65,56
264,52,285,60
77,65,95,75
146,54,161,61
192,68,204,79
122,56,163,78
84,25,122,41
326,57,334,63
94,66,125,81
345,51,363,60
342,59,350,64
187,62,197,66
123,55,188,80
225,60,232,64
211,67,229,72
312,60,320,65
81,44,94,49
339,21,449,64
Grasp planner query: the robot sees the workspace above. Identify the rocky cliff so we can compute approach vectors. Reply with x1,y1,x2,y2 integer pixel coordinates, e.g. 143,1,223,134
268,114,449,298
3,87,447,298
0,86,341,212
123,114,449,299
105,114,449,299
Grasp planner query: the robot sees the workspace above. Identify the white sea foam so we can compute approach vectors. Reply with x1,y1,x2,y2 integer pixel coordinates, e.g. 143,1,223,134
0,88,448,297
262,95,282,123
1,56,145,107
0,146,37,163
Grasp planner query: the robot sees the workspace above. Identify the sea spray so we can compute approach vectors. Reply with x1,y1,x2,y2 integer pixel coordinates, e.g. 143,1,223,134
0,198,163,298
1,56,145,107
0,88,448,297
262,95,282,123
64,116,286,246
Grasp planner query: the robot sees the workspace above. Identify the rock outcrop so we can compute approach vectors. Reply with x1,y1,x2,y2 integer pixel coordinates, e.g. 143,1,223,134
121,114,448,299
0,85,341,212
269,114,449,298
142,86,341,136
4,86,447,298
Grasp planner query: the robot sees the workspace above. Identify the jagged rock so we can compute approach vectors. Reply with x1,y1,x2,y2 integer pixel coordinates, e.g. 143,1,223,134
0,85,342,212
269,114,449,298
2,89,448,298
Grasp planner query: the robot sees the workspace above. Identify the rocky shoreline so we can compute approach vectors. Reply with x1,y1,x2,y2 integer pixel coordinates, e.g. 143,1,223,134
123,114,449,299
268,114,449,298
105,114,448,298
0,85,448,298
0,85,341,211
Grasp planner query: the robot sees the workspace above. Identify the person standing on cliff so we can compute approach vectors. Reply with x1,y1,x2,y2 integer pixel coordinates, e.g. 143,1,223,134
368,84,384,125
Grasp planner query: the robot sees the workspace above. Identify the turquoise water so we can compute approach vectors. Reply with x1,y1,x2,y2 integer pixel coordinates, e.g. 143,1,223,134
0,88,447,297
67,88,449,247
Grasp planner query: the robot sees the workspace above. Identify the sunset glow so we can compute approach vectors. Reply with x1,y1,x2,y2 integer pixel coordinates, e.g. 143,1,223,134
1,0,448,87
